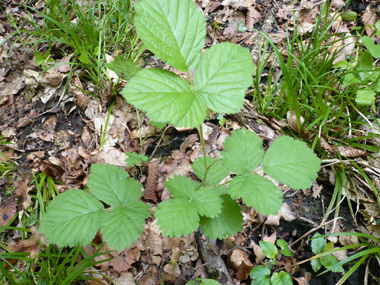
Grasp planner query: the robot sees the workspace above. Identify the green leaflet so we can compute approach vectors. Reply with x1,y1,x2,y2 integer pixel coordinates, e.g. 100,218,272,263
165,175,196,198
194,43,255,114
270,271,293,285
262,136,321,189
192,157,229,186
250,265,271,285
361,36,380,59
39,190,104,248
222,127,264,175
155,198,199,237
134,0,206,71
101,202,150,251
199,195,243,240
121,69,207,128
192,187,223,218
229,174,283,215
260,241,278,259
88,164,142,207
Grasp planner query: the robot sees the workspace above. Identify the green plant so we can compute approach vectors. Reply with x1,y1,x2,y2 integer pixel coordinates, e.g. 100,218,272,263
0,242,111,284
308,232,380,284
18,0,142,85
249,240,293,285
39,164,150,251
155,128,320,238
310,233,344,274
38,0,321,251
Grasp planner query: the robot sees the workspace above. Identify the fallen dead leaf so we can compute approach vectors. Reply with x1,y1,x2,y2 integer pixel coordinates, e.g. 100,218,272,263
0,197,18,226
14,179,33,209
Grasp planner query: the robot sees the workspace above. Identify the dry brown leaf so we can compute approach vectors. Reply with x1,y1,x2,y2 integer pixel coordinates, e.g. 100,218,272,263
246,7,261,31
0,197,17,226
337,146,368,158
228,248,253,279
14,179,32,209
330,0,344,10
265,203,296,226
110,244,142,273
180,134,199,153
71,76,90,109
96,148,127,167
144,160,159,202
35,129,55,142
362,8,378,38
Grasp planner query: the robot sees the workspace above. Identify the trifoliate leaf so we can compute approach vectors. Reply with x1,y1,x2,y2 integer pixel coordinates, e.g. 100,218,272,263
229,174,282,215
259,241,278,259
88,164,142,207
165,175,195,199
155,198,199,237
105,56,141,80
270,271,293,285
262,136,321,189
121,69,207,128
200,195,243,240
276,239,293,257
101,202,150,251
221,128,264,175
250,265,271,285
134,0,206,71
39,190,104,248
192,157,229,186
125,152,148,167
311,233,326,255
192,187,222,218
194,43,255,114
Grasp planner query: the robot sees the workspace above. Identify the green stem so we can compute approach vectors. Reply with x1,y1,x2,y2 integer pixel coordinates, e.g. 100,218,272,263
187,71,193,86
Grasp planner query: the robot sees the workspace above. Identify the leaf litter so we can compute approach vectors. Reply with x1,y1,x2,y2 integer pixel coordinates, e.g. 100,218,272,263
1,0,380,284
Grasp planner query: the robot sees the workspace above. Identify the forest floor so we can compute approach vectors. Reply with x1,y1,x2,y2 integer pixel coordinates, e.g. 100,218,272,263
1,0,380,284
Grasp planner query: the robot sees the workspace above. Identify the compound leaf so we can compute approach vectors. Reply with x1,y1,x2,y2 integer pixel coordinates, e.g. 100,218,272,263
105,56,141,80
39,190,104,248
222,128,264,174
200,195,243,239
270,271,293,285
192,156,229,186
262,136,321,189
165,175,195,199
134,0,206,71
88,164,142,207
121,69,207,128
229,174,282,215
250,265,271,285
194,43,255,113
192,187,222,218
155,198,199,237
101,202,150,251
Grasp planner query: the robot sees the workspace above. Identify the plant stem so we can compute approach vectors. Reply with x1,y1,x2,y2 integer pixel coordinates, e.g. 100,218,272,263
136,109,144,153
199,125,209,183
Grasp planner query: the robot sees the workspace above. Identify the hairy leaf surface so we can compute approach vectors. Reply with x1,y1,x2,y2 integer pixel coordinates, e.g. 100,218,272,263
222,128,264,174
165,175,195,199
134,0,206,71
39,190,104,247
229,174,282,215
194,43,255,113
262,136,321,189
121,69,207,128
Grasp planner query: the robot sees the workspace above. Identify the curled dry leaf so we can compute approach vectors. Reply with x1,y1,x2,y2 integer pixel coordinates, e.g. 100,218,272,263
110,243,142,273
0,197,17,226
337,146,368,158
228,248,253,279
246,7,261,31
71,76,90,109
265,203,296,226
144,159,159,202
14,179,32,209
